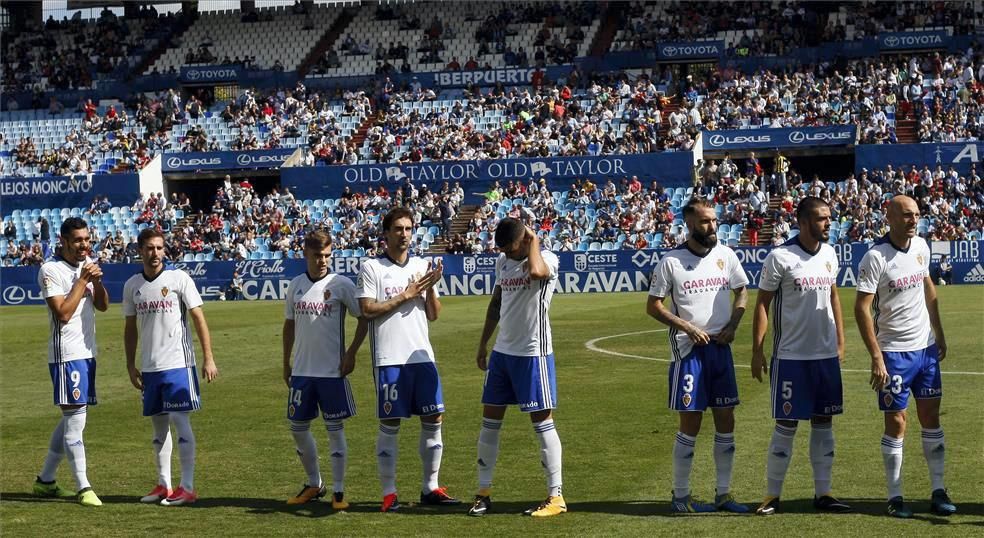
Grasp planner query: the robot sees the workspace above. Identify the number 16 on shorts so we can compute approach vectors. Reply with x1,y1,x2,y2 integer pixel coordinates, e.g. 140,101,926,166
374,363,445,419
380,383,398,416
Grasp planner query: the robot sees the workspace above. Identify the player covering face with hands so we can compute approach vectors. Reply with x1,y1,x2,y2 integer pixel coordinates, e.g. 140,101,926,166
469,218,566,518
34,218,109,507
123,228,218,506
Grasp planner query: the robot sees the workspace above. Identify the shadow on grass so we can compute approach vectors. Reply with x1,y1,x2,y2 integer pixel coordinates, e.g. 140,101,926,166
4,492,980,524
1,493,139,505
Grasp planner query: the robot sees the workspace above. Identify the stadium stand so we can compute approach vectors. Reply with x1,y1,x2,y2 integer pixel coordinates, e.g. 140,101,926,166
147,4,341,73
1,1,982,263
613,1,983,53
2,8,180,93
309,1,600,78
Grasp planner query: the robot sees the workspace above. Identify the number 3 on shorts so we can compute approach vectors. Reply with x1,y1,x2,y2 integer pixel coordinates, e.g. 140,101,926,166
381,383,398,402
782,381,793,400
682,374,694,393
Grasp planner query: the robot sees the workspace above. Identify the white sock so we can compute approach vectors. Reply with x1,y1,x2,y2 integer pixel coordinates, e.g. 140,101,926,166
151,413,173,489
881,435,904,500
377,422,400,496
170,412,196,491
419,422,443,493
714,432,736,495
325,420,346,493
533,419,563,497
672,432,697,498
62,407,90,491
39,417,66,483
477,418,502,490
766,423,797,497
810,423,835,496
921,428,946,491
290,420,321,488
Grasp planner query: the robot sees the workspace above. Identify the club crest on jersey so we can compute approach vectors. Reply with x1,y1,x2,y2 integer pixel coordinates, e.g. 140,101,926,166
42,276,53,290
883,393,893,407
72,388,81,401
161,287,169,297
916,255,924,266
782,401,793,416
324,289,332,301
288,404,296,417
682,393,692,407
859,268,867,280
383,401,393,415
825,262,833,273
716,258,725,271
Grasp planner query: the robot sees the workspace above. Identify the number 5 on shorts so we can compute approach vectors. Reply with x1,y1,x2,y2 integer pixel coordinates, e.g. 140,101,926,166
782,381,793,400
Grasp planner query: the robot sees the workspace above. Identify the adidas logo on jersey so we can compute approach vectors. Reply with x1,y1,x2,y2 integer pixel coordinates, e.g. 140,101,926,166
963,264,984,283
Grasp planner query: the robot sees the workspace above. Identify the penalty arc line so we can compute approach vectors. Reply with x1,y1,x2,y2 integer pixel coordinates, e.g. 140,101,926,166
584,329,984,376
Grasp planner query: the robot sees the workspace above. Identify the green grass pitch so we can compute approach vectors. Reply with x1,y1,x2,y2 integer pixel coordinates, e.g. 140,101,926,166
2,287,983,536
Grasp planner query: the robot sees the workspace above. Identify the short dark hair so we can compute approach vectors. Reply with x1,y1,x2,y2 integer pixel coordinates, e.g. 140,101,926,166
494,217,524,248
60,217,88,238
382,207,414,232
795,196,829,224
681,197,715,218
137,227,165,248
303,230,332,250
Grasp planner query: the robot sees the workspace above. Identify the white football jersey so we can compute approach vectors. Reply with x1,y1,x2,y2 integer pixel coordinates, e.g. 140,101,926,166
493,250,559,357
759,239,840,361
357,255,437,367
649,243,749,359
122,269,204,372
857,235,934,352
39,257,97,363
285,272,362,378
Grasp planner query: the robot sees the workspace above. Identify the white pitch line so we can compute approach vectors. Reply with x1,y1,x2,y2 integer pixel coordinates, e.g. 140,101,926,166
584,329,984,376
